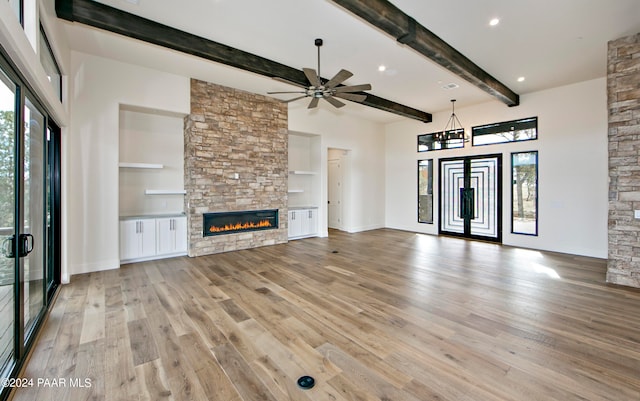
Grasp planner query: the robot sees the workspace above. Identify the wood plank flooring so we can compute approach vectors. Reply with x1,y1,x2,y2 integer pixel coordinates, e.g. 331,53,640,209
10,229,640,401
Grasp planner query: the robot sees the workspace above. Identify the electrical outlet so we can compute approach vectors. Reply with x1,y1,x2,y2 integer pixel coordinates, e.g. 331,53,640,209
634,210,640,219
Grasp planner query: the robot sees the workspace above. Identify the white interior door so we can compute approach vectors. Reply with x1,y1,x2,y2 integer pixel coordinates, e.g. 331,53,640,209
328,159,343,229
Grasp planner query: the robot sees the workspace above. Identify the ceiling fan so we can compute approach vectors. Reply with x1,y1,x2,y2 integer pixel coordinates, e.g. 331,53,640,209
268,38,372,109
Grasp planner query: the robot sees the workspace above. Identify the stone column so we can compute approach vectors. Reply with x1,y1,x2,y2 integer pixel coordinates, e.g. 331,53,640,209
607,32,640,288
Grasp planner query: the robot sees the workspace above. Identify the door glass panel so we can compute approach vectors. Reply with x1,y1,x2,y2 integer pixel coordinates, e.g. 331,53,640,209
0,70,16,371
23,98,45,338
469,157,499,238
441,159,465,234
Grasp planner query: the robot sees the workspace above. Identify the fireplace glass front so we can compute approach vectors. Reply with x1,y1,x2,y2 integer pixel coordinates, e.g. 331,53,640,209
203,209,279,237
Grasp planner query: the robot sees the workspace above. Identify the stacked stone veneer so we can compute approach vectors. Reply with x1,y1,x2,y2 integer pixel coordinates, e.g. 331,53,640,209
607,33,640,288
185,79,288,257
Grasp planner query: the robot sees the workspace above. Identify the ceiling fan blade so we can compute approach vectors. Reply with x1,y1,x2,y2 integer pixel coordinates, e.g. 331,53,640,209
267,90,306,94
303,68,321,87
283,95,308,103
334,93,367,103
334,83,372,93
325,69,353,89
272,76,307,89
308,97,320,109
324,96,346,108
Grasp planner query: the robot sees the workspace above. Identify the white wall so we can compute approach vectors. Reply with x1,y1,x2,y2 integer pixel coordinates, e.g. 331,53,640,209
66,51,189,279
385,78,608,258
289,106,386,236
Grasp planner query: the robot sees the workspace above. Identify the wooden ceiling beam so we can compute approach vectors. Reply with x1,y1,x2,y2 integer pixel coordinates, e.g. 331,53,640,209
55,0,432,123
330,0,520,107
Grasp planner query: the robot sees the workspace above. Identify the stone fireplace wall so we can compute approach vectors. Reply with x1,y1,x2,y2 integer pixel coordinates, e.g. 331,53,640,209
185,79,288,257
607,33,640,288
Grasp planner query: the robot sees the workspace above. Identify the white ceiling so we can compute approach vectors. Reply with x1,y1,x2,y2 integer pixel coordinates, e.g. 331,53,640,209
60,0,640,123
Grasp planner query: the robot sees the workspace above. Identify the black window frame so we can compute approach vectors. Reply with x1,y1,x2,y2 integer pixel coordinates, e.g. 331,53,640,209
418,129,465,152
472,117,538,147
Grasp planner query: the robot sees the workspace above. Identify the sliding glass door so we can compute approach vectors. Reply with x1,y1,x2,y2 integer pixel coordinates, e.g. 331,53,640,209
0,52,60,394
22,98,45,340
0,69,16,375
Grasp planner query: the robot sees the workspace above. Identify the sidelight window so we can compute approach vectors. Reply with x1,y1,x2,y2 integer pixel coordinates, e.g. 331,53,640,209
418,159,433,223
511,151,538,235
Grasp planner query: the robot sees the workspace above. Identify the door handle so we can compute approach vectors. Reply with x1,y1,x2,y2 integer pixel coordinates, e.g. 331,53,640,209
2,236,16,258
18,234,34,257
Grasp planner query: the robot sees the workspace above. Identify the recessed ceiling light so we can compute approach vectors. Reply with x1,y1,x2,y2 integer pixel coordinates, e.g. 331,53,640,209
378,65,387,72
517,77,525,82
489,18,500,26
442,83,459,90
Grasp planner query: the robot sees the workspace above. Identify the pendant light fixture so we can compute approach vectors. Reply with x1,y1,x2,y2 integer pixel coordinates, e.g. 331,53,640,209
435,99,465,143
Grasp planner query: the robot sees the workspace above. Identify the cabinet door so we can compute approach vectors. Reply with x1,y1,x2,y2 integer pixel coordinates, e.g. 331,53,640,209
173,217,188,253
139,219,156,258
156,218,173,255
288,210,302,238
120,220,139,260
157,217,187,255
299,209,310,236
306,209,317,236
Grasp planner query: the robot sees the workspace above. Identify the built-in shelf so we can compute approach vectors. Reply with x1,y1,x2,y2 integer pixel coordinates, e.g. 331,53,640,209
144,189,186,195
119,162,164,169
288,189,304,193
289,170,317,175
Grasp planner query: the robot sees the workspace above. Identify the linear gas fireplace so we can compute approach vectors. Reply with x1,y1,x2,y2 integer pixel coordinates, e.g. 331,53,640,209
203,209,279,237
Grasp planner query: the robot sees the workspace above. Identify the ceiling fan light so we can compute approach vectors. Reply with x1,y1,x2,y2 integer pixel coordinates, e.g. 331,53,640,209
268,38,371,109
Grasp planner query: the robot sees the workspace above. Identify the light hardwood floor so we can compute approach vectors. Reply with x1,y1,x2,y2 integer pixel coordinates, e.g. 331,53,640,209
10,229,640,401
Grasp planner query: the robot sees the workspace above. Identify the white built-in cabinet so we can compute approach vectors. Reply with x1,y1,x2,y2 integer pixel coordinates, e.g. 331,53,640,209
288,208,318,239
120,215,187,263
156,216,188,256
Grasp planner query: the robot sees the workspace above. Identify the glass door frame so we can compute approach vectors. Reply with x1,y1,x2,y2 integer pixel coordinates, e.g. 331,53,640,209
0,47,60,399
438,153,503,243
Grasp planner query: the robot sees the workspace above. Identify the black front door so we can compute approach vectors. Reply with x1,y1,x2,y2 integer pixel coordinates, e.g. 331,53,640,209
439,154,502,242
